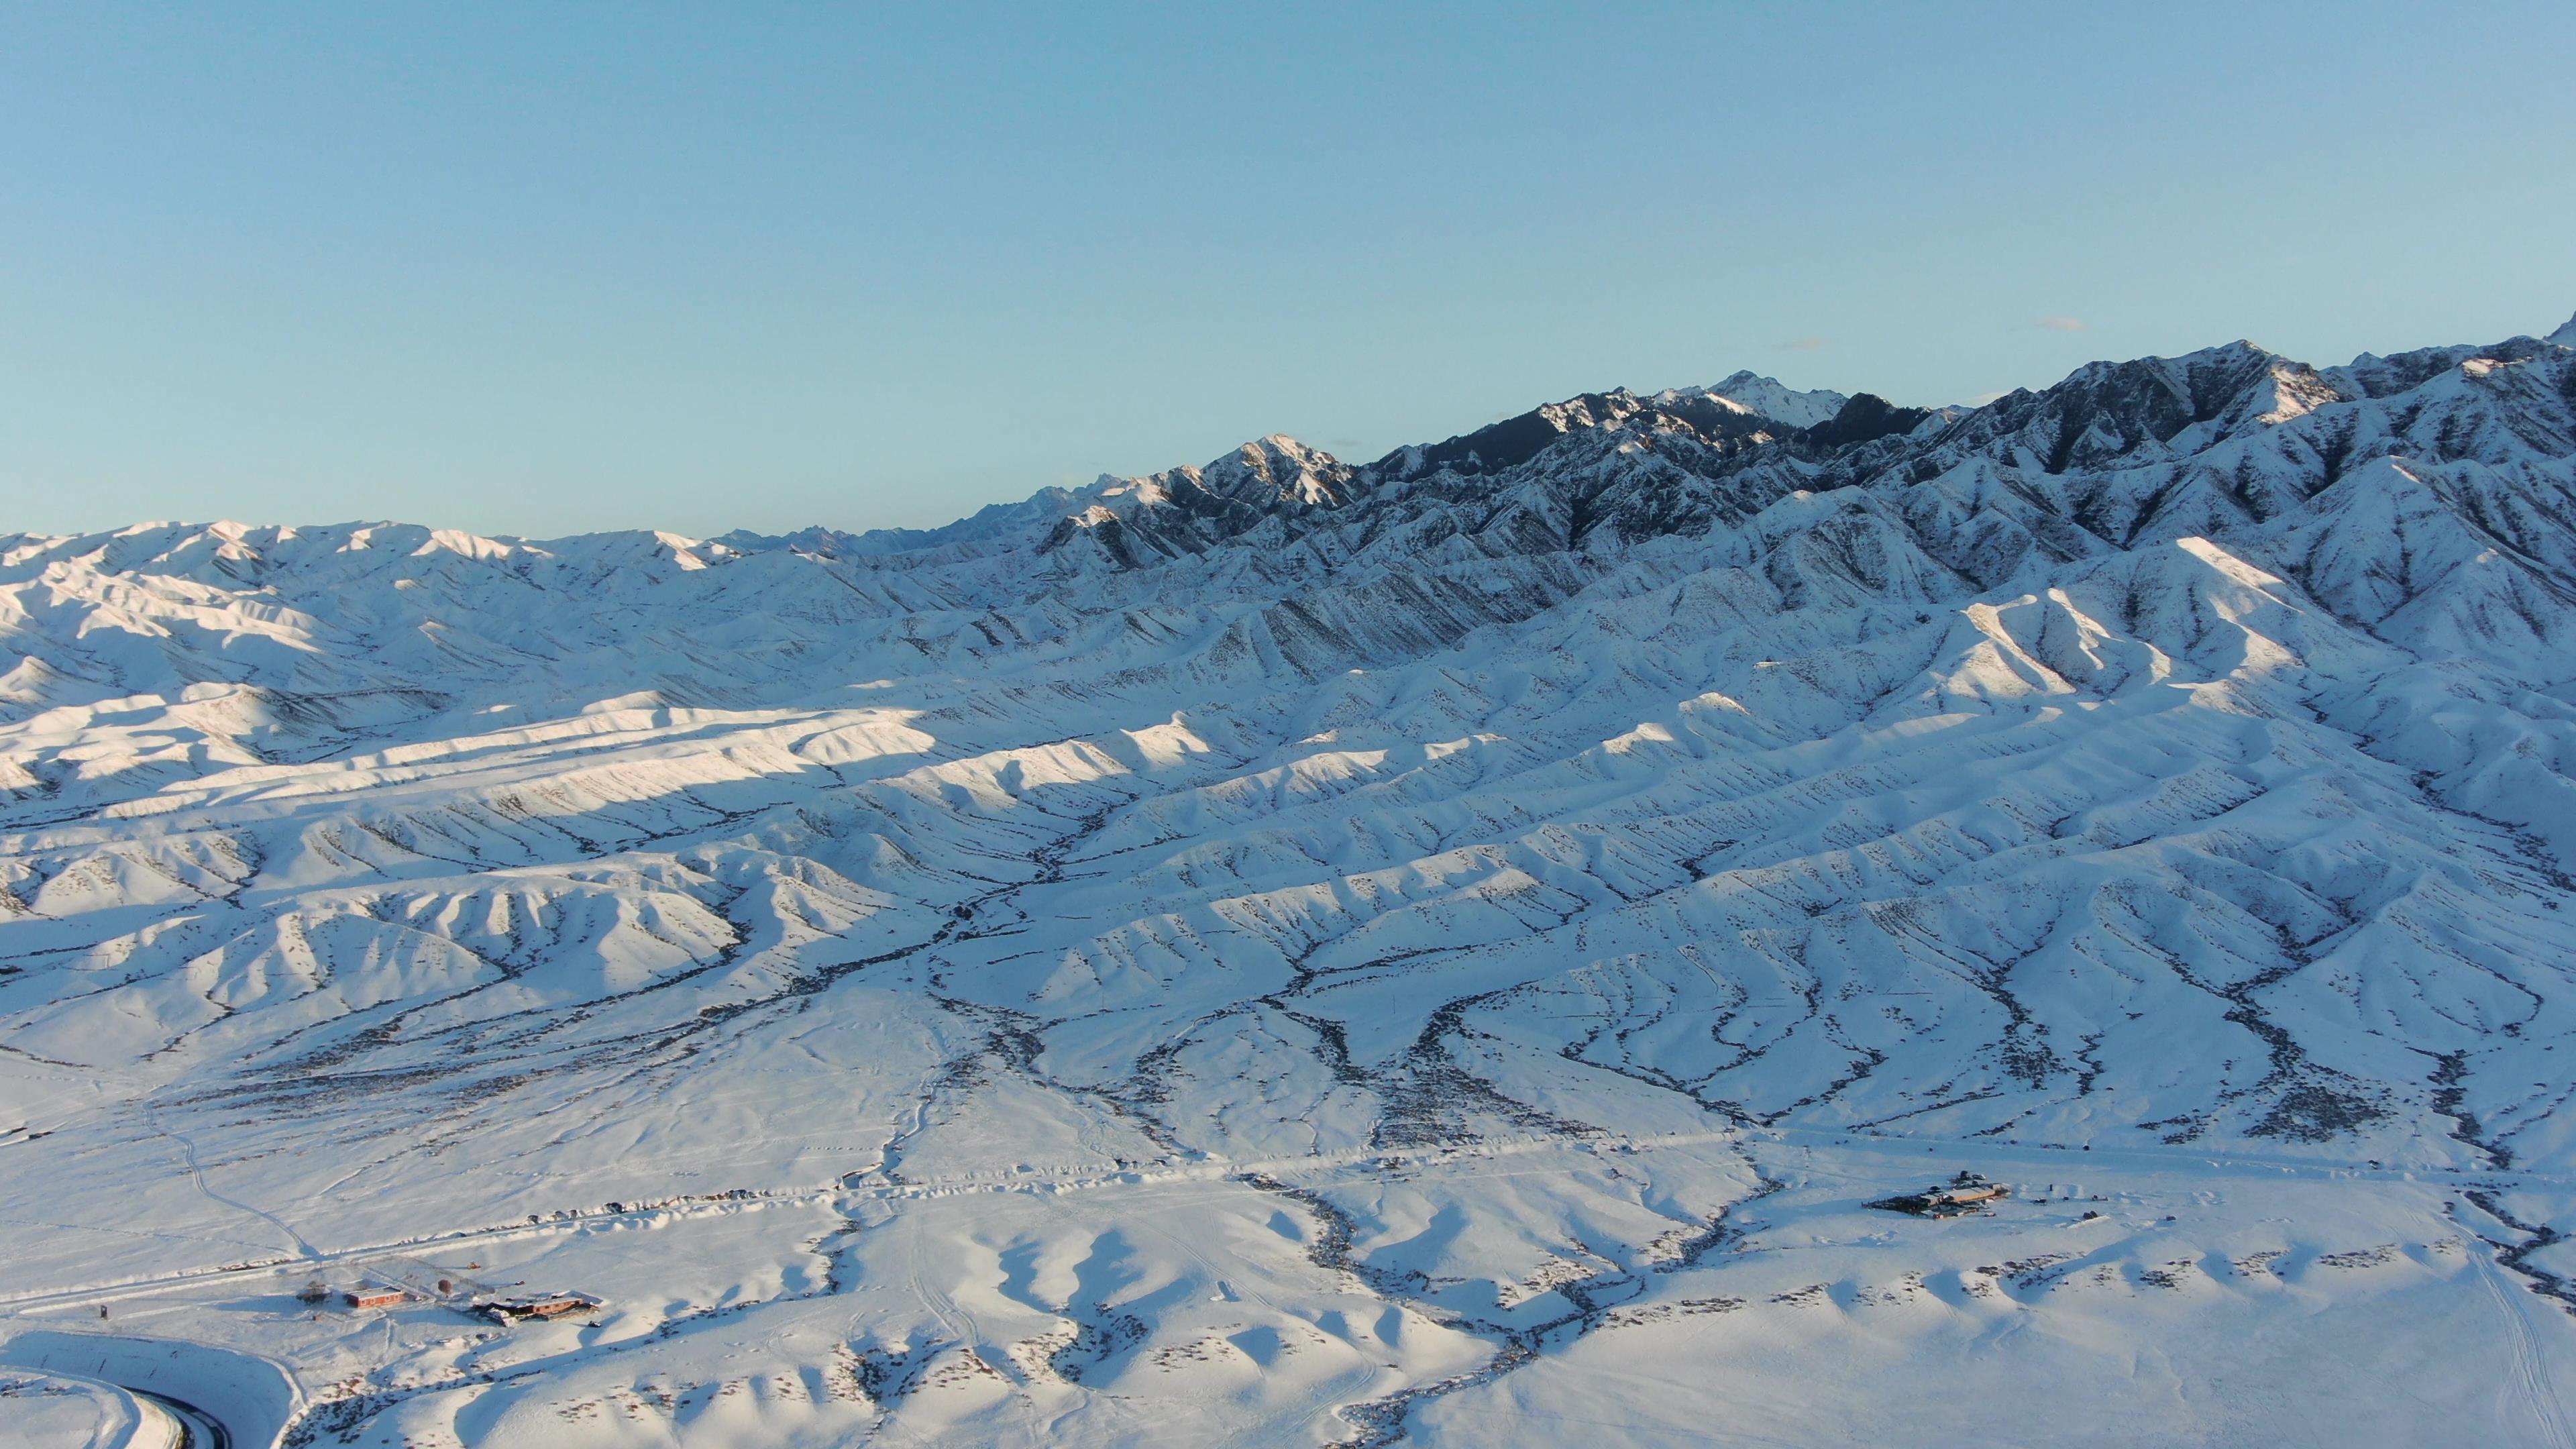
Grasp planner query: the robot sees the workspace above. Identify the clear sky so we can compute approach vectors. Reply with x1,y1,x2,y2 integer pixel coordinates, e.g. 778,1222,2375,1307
4,3,2570,540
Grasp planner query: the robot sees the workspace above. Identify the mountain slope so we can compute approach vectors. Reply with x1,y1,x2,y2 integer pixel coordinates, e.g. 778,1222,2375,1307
5,331,2576,1447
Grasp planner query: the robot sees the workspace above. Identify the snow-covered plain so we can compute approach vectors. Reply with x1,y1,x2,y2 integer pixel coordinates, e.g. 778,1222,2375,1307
6,324,2576,1446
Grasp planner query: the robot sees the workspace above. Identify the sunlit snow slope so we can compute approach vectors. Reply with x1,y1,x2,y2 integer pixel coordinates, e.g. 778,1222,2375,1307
7,326,2576,1447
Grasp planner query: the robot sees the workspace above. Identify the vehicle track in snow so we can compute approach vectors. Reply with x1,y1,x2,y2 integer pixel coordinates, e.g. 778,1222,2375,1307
2481,1248,2576,1449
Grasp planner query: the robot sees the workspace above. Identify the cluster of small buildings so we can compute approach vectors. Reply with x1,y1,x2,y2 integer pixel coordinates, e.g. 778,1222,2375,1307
1868,1171,2013,1217
472,1292,602,1326
298,1279,407,1310
295,1275,602,1326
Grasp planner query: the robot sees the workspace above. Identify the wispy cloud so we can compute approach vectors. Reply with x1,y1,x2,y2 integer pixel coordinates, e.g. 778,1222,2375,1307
1776,336,1829,352
2036,315,2086,332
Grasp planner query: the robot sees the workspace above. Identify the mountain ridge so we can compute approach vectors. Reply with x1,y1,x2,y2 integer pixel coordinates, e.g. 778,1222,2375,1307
25,322,2557,578
5,311,2576,1447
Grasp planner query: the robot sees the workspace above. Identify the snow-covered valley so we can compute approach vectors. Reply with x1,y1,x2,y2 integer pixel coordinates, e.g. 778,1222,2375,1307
7,316,2576,1446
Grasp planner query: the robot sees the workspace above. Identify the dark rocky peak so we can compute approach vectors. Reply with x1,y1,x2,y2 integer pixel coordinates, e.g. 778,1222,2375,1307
1368,390,1656,482
1933,341,2308,473
1802,393,1934,450
2331,315,2573,400
1033,437,1356,570
1362,380,1833,488
2336,341,2518,399
1032,322,2563,581
2324,335,2576,464
1640,390,1803,445
714,523,855,557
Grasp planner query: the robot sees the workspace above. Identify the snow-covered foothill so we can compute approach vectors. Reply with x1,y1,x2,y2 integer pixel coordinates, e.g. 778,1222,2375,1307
3,315,2575,1446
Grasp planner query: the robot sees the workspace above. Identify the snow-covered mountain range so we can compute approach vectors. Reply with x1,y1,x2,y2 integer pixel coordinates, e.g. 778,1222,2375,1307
7,317,2576,1447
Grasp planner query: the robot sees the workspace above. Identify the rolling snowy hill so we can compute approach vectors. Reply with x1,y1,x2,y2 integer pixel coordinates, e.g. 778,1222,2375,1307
6,317,2576,1448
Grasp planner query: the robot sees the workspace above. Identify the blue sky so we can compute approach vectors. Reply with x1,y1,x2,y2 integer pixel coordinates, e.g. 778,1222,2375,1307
4,3,2569,539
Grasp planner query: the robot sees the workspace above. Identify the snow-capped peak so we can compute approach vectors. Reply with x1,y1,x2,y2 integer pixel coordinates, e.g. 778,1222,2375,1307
1193,435,1356,508
1680,369,1851,429
2548,309,2576,347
